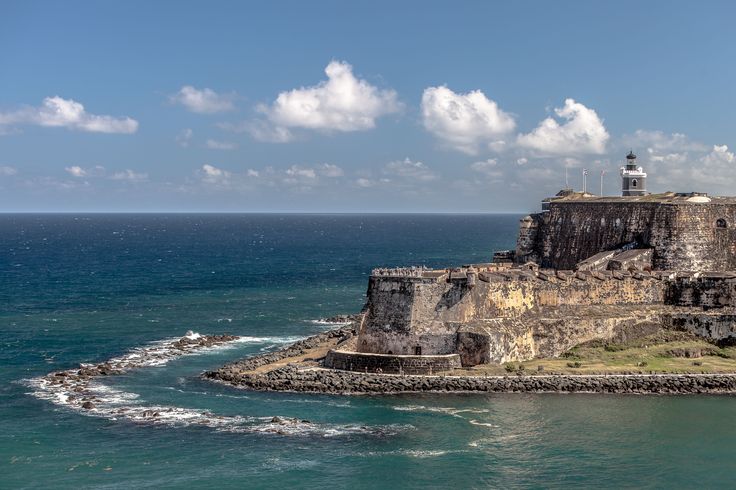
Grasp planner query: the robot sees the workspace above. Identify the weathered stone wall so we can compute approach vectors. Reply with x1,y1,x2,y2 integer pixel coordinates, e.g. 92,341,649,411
666,274,736,308
324,349,461,374
525,201,736,271
662,311,736,343
358,275,458,355
359,272,668,357
455,310,663,364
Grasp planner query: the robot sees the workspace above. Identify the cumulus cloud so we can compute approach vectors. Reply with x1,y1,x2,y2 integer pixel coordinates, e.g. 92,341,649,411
238,120,293,143
318,163,344,177
621,130,709,170
63,165,105,178
170,86,235,114
470,158,504,180
384,158,438,182
421,86,516,155
255,60,401,139
65,165,87,177
0,96,138,134
688,145,736,187
623,129,708,154
200,164,231,184
517,98,608,155
0,165,17,176
111,169,148,182
206,139,237,150
283,165,317,185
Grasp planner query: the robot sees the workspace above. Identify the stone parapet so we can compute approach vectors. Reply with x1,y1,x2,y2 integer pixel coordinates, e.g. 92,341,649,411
324,349,461,375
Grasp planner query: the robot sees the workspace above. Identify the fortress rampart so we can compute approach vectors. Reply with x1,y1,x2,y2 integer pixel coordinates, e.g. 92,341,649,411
517,198,736,270
323,350,461,375
349,268,736,367
329,185,736,373
359,269,667,356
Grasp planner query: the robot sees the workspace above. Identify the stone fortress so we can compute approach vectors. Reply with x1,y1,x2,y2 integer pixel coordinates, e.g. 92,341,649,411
324,152,736,375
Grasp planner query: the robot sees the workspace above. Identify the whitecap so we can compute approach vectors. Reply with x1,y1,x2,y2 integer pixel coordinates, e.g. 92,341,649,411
25,332,408,438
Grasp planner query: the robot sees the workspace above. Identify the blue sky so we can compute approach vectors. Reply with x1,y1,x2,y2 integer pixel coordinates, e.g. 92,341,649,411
1,0,735,212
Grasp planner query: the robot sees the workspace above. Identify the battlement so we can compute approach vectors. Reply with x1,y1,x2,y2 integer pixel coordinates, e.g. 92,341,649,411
515,194,736,270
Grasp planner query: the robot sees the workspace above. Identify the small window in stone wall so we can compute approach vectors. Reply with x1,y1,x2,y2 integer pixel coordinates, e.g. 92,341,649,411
716,218,728,229
632,179,638,187
415,346,422,355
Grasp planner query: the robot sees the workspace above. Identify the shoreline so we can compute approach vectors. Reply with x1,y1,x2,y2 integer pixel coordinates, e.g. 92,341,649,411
203,326,736,395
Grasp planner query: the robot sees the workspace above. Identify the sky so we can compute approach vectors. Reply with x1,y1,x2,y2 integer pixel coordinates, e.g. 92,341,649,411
1,0,735,213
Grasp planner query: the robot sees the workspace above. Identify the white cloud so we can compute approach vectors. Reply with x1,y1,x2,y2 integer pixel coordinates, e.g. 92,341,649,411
170,86,235,114
285,165,317,179
206,139,238,150
200,164,231,184
243,121,294,143
623,129,708,154
516,157,528,166
65,165,87,177
702,144,735,166
111,169,148,182
384,158,438,182
421,86,516,155
355,178,374,188
64,165,106,178
176,128,193,147
470,158,504,180
517,98,608,155
256,60,401,137
318,163,344,177
0,165,17,176
0,96,138,134
246,169,260,177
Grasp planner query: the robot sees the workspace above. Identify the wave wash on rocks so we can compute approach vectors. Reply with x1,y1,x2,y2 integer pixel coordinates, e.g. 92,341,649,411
26,331,412,437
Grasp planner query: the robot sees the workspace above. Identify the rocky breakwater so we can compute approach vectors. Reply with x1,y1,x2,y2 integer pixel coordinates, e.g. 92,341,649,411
211,365,736,395
204,326,736,394
30,332,238,413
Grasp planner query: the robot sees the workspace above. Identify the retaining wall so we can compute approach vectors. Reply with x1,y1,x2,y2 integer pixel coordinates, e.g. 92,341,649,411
324,349,461,375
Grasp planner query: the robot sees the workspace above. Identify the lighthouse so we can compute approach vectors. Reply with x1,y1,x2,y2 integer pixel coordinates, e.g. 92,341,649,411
620,151,647,196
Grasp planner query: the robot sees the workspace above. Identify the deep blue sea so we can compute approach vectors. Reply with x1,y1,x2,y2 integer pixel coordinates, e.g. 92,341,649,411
3,214,736,489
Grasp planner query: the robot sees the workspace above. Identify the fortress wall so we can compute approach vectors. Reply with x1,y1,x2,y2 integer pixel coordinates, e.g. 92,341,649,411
665,204,736,271
528,201,736,270
456,311,664,364
358,276,458,355
324,349,461,375
359,274,667,356
534,201,676,269
662,312,736,343
666,275,736,308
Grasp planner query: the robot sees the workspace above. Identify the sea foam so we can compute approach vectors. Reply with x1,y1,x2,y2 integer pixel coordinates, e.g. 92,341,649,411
26,332,409,438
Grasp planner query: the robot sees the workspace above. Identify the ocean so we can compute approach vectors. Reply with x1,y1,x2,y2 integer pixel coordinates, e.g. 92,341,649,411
2,214,736,489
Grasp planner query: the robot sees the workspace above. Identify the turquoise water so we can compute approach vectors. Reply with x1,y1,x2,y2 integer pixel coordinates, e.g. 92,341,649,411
3,214,736,488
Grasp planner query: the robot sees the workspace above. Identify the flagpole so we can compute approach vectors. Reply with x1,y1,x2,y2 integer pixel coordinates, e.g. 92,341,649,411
583,169,587,194
600,170,605,196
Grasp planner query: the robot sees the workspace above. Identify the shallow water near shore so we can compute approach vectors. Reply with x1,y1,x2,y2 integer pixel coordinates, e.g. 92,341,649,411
3,214,736,488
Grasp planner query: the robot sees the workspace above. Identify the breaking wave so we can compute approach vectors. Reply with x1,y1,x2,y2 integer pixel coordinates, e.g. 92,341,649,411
26,332,410,437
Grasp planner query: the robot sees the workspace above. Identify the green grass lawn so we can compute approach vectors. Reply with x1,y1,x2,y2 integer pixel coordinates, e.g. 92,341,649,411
462,331,736,376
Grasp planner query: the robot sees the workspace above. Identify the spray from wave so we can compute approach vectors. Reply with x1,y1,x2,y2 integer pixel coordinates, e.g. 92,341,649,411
26,332,410,437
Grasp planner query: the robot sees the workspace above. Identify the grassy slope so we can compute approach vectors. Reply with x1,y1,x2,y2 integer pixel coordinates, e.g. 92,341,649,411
460,331,736,376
